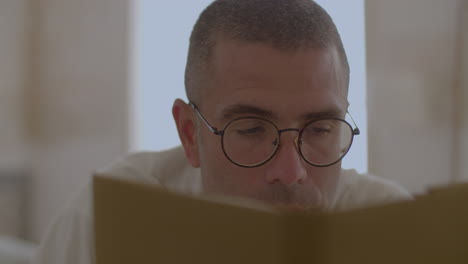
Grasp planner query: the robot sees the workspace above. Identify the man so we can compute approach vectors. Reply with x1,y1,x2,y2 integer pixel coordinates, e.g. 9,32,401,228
35,0,410,263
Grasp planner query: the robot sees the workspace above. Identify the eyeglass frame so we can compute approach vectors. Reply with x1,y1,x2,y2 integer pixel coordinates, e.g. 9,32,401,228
189,101,360,168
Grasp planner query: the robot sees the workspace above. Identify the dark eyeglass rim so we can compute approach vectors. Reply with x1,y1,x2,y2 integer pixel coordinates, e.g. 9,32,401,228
189,101,360,168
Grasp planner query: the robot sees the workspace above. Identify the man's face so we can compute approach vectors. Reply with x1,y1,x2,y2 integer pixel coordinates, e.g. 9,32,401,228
193,40,348,210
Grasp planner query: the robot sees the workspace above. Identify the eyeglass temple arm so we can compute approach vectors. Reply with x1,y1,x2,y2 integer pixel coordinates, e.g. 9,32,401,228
189,102,223,135
347,111,361,136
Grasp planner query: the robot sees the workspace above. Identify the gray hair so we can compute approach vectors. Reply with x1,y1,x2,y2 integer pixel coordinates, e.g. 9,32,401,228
185,0,350,103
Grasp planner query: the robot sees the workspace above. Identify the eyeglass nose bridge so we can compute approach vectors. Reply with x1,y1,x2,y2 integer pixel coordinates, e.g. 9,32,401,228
273,128,302,147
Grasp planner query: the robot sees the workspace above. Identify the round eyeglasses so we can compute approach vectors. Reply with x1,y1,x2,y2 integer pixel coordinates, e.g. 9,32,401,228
190,102,360,168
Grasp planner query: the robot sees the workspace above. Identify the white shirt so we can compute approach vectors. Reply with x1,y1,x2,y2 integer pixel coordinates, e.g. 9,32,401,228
33,146,411,264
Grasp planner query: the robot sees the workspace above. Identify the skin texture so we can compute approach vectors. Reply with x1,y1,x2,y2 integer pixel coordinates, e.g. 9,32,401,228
173,39,348,210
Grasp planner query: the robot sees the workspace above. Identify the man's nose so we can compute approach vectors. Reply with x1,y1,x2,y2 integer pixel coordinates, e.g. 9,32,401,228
265,134,307,185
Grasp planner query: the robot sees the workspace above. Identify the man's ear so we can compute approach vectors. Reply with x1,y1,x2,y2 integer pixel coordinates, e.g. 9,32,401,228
172,99,200,168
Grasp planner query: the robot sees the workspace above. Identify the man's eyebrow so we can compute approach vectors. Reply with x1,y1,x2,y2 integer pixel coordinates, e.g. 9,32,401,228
221,104,278,121
300,109,345,121
220,104,345,121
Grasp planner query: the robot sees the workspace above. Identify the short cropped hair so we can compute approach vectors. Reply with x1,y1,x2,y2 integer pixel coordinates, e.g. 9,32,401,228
185,0,350,103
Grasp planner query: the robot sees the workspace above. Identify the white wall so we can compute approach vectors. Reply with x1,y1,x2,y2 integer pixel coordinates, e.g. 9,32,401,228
366,0,466,192
27,0,131,242
133,0,368,173
0,0,30,239
455,1,468,181
0,0,29,170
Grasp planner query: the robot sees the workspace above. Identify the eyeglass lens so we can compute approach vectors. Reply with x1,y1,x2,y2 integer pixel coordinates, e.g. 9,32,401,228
222,118,353,167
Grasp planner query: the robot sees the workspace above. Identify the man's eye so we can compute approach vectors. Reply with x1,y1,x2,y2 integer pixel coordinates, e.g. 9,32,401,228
309,127,331,136
236,126,265,135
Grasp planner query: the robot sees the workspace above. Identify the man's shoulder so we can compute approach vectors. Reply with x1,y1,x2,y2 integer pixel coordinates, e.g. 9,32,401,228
35,146,200,264
75,145,200,215
98,146,189,182
98,146,202,193
333,169,412,211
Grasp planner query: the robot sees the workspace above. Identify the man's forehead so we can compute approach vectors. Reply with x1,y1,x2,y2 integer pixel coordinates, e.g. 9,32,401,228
207,39,347,89
199,38,349,121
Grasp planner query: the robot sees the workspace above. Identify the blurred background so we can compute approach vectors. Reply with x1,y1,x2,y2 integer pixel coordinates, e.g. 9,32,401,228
0,0,467,261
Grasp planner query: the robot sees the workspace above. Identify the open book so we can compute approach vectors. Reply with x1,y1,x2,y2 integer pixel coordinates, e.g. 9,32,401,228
93,175,468,264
